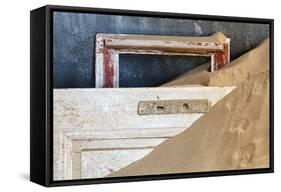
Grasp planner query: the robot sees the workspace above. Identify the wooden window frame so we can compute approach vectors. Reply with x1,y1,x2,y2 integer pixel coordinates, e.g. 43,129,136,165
95,33,230,88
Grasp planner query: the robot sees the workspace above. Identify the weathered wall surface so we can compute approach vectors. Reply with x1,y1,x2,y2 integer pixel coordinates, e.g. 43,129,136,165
53,12,269,88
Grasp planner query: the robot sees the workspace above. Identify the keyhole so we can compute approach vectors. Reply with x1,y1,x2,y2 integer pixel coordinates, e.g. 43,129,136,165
156,105,165,110
154,104,165,112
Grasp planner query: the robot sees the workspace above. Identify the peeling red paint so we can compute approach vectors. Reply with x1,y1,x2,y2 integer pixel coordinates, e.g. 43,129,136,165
103,47,114,88
213,43,228,70
97,34,230,87
213,53,225,70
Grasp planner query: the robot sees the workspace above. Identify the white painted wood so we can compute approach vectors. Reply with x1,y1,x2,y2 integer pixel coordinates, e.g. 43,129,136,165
81,149,154,178
73,138,165,152
54,129,178,180
95,33,230,87
104,38,224,51
53,87,235,180
96,33,228,49
54,87,234,130
95,53,104,88
74,138,164,178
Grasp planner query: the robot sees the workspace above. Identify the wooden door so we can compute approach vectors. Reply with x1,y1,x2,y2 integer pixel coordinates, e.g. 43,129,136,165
53,86,235,180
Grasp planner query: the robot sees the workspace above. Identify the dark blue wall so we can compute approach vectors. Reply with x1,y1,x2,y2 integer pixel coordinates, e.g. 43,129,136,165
53,12,269,88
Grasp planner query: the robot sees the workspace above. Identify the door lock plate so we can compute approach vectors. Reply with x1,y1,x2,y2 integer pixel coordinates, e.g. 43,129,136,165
138,99,210,115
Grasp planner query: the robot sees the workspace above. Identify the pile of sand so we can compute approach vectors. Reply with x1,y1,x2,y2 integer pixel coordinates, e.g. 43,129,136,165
109,38,270,177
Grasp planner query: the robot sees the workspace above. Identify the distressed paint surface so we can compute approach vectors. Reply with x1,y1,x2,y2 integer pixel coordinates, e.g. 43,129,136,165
138,99,210,115
53,12,269,88
53,87,235,180
96,33,230,88
81,149,154,178
102,48,114,88
213,42,230,70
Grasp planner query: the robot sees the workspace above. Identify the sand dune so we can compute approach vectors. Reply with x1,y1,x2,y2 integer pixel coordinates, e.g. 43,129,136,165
109,38,270,177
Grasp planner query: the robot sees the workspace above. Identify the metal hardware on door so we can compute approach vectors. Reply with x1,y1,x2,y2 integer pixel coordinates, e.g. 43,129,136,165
138,99,210,115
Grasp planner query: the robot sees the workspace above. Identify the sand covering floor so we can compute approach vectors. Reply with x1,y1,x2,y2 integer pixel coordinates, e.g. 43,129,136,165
109,38,270,177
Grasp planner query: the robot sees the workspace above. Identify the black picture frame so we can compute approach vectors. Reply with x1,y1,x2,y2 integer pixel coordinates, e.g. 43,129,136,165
30,4,274,187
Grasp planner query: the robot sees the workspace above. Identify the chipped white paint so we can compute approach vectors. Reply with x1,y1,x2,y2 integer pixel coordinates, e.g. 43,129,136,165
53,87,235,180
95,33,231,88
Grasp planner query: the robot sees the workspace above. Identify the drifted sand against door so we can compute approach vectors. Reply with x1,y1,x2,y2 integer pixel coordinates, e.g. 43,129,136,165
109,39,270,177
